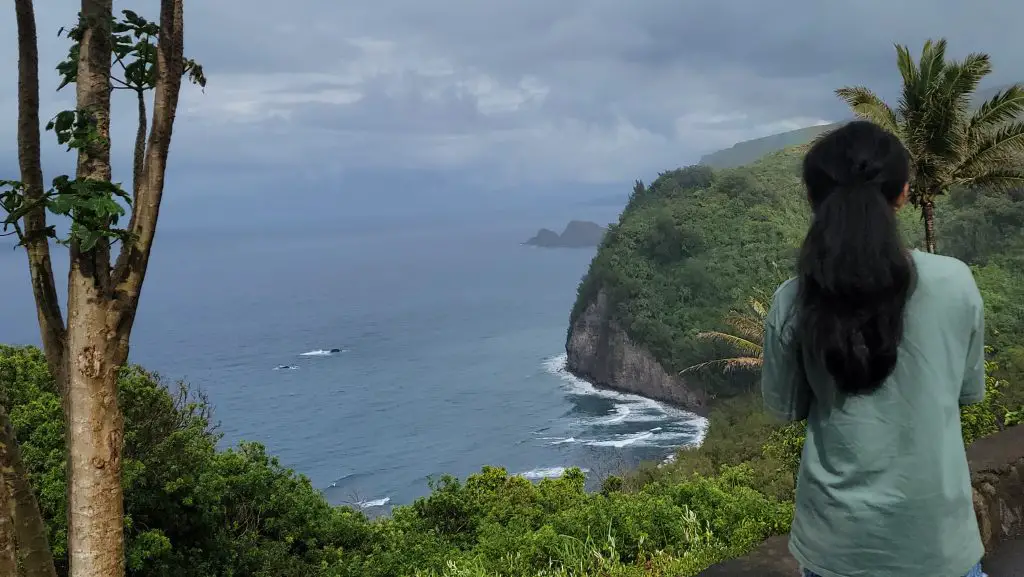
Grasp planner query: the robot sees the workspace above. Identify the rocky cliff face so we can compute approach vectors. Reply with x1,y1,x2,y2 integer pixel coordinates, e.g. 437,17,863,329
566,290,707,411
525,220,607,248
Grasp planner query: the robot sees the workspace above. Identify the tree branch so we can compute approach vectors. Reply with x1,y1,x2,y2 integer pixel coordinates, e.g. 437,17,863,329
14,0,67,385
132,89,147,196
72,0,115,295
112,0,184,329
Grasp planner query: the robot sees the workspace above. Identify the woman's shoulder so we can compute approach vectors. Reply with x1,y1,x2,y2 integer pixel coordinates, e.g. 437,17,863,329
771,277,799,302
767,278,800,326
910,250,982,306
910,250,978,290
910,249,972,276
774,278,798,301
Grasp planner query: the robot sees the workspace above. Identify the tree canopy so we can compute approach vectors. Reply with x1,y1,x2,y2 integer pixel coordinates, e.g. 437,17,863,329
836,38,1024,252
571,145,1024,398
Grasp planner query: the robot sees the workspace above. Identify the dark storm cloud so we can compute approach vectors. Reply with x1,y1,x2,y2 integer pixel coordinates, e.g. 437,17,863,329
3,0,1024,186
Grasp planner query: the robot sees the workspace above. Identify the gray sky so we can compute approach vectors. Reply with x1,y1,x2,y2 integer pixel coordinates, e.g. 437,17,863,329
2,0,1023,192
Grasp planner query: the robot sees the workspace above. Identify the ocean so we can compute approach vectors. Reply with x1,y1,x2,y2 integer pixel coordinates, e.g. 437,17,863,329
0,201,706,512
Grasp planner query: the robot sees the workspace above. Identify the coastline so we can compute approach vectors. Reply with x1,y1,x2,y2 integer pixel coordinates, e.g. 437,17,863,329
566,289,710,413
549,353,710,468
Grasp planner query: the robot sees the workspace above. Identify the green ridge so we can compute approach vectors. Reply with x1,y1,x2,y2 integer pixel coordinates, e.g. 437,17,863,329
570,145,1024,397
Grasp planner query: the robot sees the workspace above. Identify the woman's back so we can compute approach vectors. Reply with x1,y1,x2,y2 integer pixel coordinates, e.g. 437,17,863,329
764,250,985,577
760,120,987,577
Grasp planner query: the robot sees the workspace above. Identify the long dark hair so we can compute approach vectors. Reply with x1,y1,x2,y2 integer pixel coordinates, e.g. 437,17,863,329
797,120,914,395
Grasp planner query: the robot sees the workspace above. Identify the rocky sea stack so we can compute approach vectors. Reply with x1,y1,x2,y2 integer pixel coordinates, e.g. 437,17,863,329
524,220,607,248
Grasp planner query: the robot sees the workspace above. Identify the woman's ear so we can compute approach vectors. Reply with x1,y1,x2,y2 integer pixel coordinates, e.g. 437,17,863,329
895,182,910,210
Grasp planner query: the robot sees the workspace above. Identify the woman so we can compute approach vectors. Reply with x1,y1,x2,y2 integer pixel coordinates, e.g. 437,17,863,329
761,120,987,577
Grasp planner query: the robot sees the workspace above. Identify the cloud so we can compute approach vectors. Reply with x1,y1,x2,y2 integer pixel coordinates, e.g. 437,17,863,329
3,0,1024,189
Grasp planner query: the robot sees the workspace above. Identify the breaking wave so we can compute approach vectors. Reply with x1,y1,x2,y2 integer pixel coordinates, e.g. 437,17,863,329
541,354,708,451
516,466,591,481
356,497,391,509
299,348,347,357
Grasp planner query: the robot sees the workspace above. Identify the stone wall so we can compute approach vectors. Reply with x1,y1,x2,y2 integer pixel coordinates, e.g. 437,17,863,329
698,424,1024,576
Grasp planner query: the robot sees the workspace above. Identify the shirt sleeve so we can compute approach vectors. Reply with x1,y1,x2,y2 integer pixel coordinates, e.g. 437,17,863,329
761,308,812,422
960,281,986,406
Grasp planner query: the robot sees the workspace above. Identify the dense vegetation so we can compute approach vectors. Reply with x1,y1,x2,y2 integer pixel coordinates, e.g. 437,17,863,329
6,137,1022,577
1,345,793,577
570,146,1024,398
4,340,1016,577
5,144,1022,576
3,18,1021,576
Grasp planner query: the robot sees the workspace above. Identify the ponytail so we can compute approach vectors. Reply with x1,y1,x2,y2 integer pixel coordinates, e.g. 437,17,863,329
796,121,914,395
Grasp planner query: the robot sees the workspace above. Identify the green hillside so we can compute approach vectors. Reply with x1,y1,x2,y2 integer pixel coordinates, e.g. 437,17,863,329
571,145,1024,395
698,123,843,168
697,84,1015,169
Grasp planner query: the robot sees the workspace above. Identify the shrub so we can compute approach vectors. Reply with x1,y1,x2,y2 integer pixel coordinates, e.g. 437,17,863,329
2,337,1017,577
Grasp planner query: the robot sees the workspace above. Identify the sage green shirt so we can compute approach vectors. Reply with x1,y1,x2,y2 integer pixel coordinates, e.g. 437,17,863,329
762,250,985,577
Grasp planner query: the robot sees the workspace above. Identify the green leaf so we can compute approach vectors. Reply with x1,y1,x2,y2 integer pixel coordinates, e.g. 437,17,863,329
57,9,206,92
77,229,102,251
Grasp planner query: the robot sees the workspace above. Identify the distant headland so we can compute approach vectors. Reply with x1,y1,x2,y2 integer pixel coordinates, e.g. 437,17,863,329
524,220,607,248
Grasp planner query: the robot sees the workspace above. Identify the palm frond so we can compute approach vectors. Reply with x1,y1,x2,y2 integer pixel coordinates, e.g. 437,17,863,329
679,356,762,375
958,121,1024,177
724,299,767,339
959,168,1024,192
939,52,990,108
747,296,769,319
909,54,986,168
721,357,763,371
969,84,1024,131
724,314,763,341
917,38,949,89
694,331,762,357
835,86,901,136
894,43,920,91
896,42,938,153
926,54,990,159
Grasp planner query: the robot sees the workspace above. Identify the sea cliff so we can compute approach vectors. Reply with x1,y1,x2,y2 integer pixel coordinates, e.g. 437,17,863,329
566,289,707,411
561,155,812,410
565,141,1024,418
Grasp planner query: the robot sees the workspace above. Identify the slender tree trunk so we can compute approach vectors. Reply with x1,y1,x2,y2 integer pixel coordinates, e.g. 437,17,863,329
132,90,147,196
0,470,17,577
922,200,937,253
14,0,65,386
14,2,188,573
65,307,126,577
112,0,186,309
67,2,126,577
0,404,57,577
12,2,62,576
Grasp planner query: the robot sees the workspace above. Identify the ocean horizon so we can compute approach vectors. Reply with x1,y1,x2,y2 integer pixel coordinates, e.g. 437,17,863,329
0,201,707,512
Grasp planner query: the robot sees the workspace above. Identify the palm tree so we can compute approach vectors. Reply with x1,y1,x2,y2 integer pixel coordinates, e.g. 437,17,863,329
681,293,768,375
836,38,1024,253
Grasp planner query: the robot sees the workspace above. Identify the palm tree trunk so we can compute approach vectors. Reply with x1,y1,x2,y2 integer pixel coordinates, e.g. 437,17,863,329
922,200,937,253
